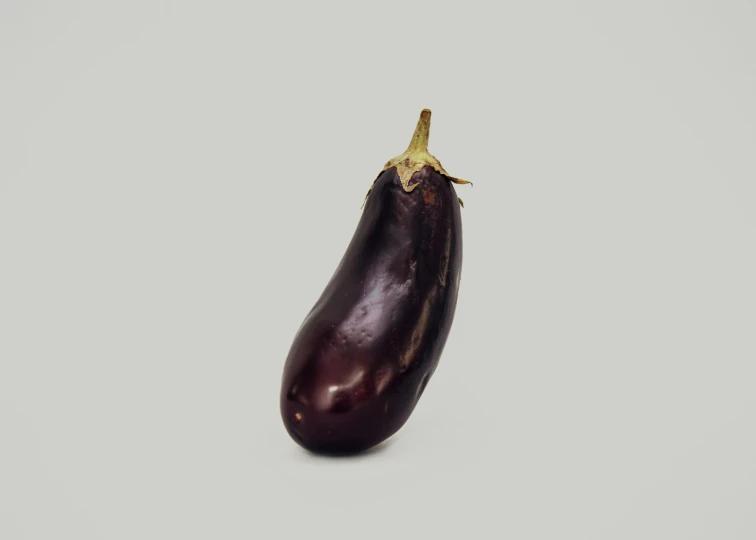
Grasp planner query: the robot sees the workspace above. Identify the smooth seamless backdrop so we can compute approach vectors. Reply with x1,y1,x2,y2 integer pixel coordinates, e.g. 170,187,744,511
1,1,755,539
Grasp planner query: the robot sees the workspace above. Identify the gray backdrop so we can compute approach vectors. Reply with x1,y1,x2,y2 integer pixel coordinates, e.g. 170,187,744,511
1,1,755,538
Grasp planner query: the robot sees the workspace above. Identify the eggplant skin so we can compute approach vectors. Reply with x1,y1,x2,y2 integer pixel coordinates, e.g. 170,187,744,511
280,165,462,454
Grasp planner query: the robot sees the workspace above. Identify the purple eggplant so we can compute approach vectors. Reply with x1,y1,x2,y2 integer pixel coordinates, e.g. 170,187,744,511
280,109,470,454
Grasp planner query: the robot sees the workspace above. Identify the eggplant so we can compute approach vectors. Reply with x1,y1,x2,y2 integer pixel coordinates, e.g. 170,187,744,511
280,109,470,454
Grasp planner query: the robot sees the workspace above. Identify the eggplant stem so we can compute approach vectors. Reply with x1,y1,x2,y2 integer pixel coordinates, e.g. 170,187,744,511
381,109,472,193
406,109,432,154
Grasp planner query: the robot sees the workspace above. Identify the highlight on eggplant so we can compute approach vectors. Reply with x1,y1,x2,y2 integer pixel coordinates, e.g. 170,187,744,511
280,109,471,454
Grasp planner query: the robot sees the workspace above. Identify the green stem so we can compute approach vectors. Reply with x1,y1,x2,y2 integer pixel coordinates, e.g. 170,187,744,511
406,109,432,154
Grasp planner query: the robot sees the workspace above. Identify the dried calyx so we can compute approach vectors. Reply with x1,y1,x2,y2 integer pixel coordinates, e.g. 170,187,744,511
381,109,472,193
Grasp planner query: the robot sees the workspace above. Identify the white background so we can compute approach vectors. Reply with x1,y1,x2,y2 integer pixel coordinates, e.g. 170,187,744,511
2,1,755,538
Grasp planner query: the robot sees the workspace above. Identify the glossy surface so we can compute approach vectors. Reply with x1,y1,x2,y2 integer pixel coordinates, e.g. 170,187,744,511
280,165,462,454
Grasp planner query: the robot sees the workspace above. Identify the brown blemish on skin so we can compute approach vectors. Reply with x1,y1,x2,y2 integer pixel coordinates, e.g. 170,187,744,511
294,412,302,423
423,184,438,206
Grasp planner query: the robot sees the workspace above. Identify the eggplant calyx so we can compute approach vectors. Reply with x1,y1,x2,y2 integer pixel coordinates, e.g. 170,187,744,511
382,109,470,192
